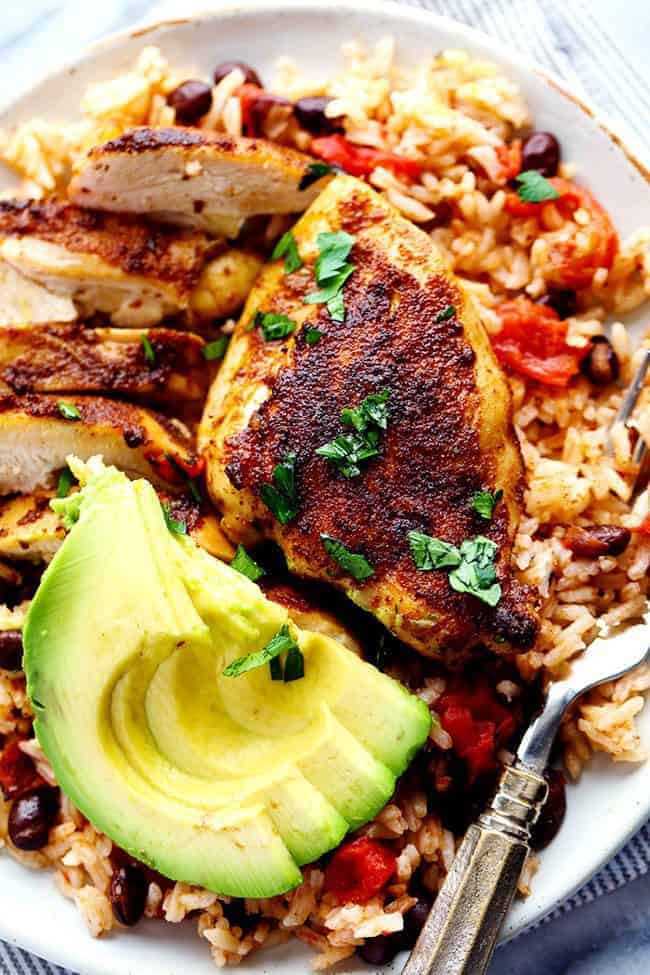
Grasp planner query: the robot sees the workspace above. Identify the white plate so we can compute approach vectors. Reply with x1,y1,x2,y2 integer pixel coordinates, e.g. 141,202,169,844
0,3,648,973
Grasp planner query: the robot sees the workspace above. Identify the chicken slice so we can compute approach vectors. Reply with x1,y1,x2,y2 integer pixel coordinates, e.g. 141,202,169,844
0,393,198,494
0,323,208,405
68,127,331,237
199,175,537,661
0,200,213,327
0,260,76,327
0,491,234,564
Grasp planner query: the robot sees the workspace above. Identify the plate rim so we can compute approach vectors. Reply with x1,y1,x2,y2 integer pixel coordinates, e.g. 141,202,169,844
0,1,647,971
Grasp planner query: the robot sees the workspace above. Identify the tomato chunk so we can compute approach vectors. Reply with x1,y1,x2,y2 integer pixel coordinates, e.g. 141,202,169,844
324,837,396,903
495,140,522,181
310,134,422,181
492,296,590,387
148,452,205,485
0,739,44,800
437,681,515,783
505,178,618,289
634,516,650,537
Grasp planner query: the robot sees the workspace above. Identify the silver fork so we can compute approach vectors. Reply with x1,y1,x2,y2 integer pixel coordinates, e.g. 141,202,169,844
403,606,650,975
607,348,650,499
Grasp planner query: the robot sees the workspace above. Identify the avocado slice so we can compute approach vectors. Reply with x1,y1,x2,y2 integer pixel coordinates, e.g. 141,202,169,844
24,458,430,897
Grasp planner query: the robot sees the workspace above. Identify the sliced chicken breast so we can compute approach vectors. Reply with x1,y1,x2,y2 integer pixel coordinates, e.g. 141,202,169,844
0,491,234,564
200,175,538,661
0,200,213,327
69,127,331,237
0,260,76,327
0,323,209,405
0,393,198,493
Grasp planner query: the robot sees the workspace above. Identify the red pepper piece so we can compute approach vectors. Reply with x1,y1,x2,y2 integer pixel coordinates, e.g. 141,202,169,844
324,837,396,904
310,134,422,181
437,681,515,783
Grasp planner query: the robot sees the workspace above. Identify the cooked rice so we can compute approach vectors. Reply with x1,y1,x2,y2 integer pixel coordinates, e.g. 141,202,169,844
0,37,647,970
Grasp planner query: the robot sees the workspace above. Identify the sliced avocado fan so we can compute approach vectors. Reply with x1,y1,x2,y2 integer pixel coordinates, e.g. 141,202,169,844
23,458,430,898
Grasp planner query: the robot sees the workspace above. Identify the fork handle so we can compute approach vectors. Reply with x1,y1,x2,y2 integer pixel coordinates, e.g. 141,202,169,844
402,764,548,975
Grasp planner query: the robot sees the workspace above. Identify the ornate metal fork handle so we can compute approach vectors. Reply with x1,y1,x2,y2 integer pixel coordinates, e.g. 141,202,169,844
402,764,548,975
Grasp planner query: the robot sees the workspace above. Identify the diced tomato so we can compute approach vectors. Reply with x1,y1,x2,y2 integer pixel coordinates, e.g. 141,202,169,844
492,296,590,387
310,134,422,181
505,178,618,289
237,83,265,134
0,739,44,800
148,452,205,485
495,140,522,181
324,837,396,904
437,680,515,783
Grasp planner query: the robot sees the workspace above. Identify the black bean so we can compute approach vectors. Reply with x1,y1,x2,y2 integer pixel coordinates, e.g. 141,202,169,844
110,863,148,927
530,768,567,851
358,932,405,965
565,525,631,558
521,131,560,178
0,630,22,671
294,96,344,135
402,896,434,947
222,898,256,934
580,335,620,386
537,288,578,320
213,60,262,87
167,80,213,125
244,92,292,138
8,787,59,850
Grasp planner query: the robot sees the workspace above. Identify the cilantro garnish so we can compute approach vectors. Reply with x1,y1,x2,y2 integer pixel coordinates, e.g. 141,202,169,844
231,544,266,582
141,333,155,365
434,305,456,323
321,534,374,581
260,452,299,525
223,624,301,678
58,401,81,421
161,501,187,536
253,311,298,342
408,531,501,607
515,170,560,204
303,230,356,323
317,389,390,478
471,488,503,521
203,335,229,361
270,655,284,681
56,466,74,499
271,230,303,273
305,327,324,345
282,642,305,682
299,160,335,190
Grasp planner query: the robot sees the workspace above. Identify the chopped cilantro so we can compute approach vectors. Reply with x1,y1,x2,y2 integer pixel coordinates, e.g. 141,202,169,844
434,305,456,323
58,401,81,421
471,488,503,521
223,624,298,677
254,311,298,342
203,335,229,360
271,230,303,273
305,327,324,345
231,544,266,582
515,170,560,204
260,452,299,525
56,466,74,499
161,502,187,536
141,333,155,365
409,530,501,606
304,230,356,323
317,389,390,478
269,655,284,680
341,388,390,433
408,531,462,571
283,643,305,682
321,534,374,581
299,160,335,190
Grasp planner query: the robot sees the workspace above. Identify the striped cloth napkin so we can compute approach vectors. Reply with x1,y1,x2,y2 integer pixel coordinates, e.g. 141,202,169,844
0,0,648,973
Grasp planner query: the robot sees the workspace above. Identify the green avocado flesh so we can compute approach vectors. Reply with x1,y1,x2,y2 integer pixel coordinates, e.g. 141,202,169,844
23,458,430,898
